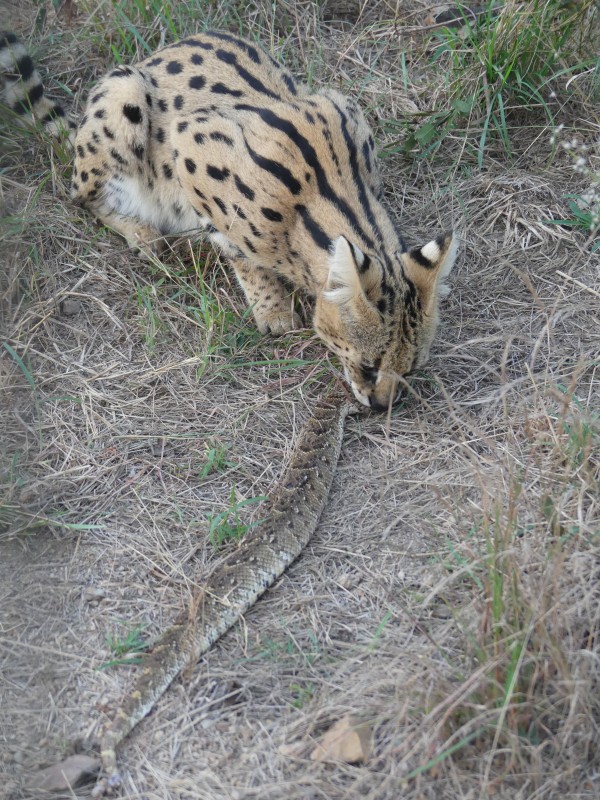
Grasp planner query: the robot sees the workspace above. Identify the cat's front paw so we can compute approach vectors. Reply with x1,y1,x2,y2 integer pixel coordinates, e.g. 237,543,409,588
128,225,166,259
255,309,302,335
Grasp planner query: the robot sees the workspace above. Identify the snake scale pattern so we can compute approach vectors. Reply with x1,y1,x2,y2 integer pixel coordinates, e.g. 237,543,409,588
93,391,352,795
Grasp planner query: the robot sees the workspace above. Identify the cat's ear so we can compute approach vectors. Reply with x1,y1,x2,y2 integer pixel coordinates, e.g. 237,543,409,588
324,236,380,306
401,232,458,310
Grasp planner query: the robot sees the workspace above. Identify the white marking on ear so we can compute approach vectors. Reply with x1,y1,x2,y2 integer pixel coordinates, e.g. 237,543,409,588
421,239,441,263
402,232,459,302
324,236,360,306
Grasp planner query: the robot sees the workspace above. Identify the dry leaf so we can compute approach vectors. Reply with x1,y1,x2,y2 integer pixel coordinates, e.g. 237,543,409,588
28,755,100,791
310,715,372,764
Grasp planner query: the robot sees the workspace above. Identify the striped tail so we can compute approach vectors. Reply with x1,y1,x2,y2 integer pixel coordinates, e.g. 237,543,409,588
0,31,75,140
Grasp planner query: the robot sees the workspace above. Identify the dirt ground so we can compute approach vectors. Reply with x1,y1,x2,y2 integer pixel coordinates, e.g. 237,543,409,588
1,2,599,799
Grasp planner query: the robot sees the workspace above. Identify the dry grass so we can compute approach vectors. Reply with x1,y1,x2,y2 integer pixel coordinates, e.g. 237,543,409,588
1,1,599,798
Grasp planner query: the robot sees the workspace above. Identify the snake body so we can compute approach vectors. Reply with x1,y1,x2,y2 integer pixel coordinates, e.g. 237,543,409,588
93,391,352,795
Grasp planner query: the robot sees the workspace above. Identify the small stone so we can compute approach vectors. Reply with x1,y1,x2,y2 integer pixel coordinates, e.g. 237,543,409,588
84,587,107,603
59,298,82,316
337,574,354,589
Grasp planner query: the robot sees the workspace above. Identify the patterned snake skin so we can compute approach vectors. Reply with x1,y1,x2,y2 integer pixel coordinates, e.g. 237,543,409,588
93,390,353,795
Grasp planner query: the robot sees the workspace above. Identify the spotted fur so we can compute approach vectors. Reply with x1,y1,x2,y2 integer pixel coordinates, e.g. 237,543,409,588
0,30,458,409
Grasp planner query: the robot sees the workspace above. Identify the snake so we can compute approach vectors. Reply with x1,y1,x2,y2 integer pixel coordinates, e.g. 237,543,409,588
91,389,354,796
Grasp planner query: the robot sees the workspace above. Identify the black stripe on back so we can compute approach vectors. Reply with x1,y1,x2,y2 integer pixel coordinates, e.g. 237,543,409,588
235,103,374,251
295,204,332,251
282,73,298,96
206,31,261,64
243,136,302,195
215,50,280,100
173,38,214,51
330,99,408,267
327,100,387,260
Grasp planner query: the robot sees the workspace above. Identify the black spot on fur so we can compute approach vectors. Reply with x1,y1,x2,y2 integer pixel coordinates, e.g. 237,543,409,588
155,127,165,143
193,187,206,200
150,76,159,88
209,131,233,146
15,54,34,81
145,92,153,107
158,98,168,112
122,104,142,124
194,132,205,145
80,171,88,183
86,142,98,155
189,75,206,90
162,163,173,179
103,125,115,140
213,197,227,215
174,95,184,110
261,207,283,222
131,143,145,160
207,165,230,182
76,145,85,158
177,120,188,133
234,174,254,201
12,82,43,114
185,158,196,174
0,33,18,47
243,236,257,254
146,57,163,67
94,109,105,119
190,53,203,65
110,149,127,165
91,92,105,105
166,60,183,75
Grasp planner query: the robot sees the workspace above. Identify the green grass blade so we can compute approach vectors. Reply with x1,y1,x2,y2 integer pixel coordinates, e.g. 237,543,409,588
3,342,36,392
